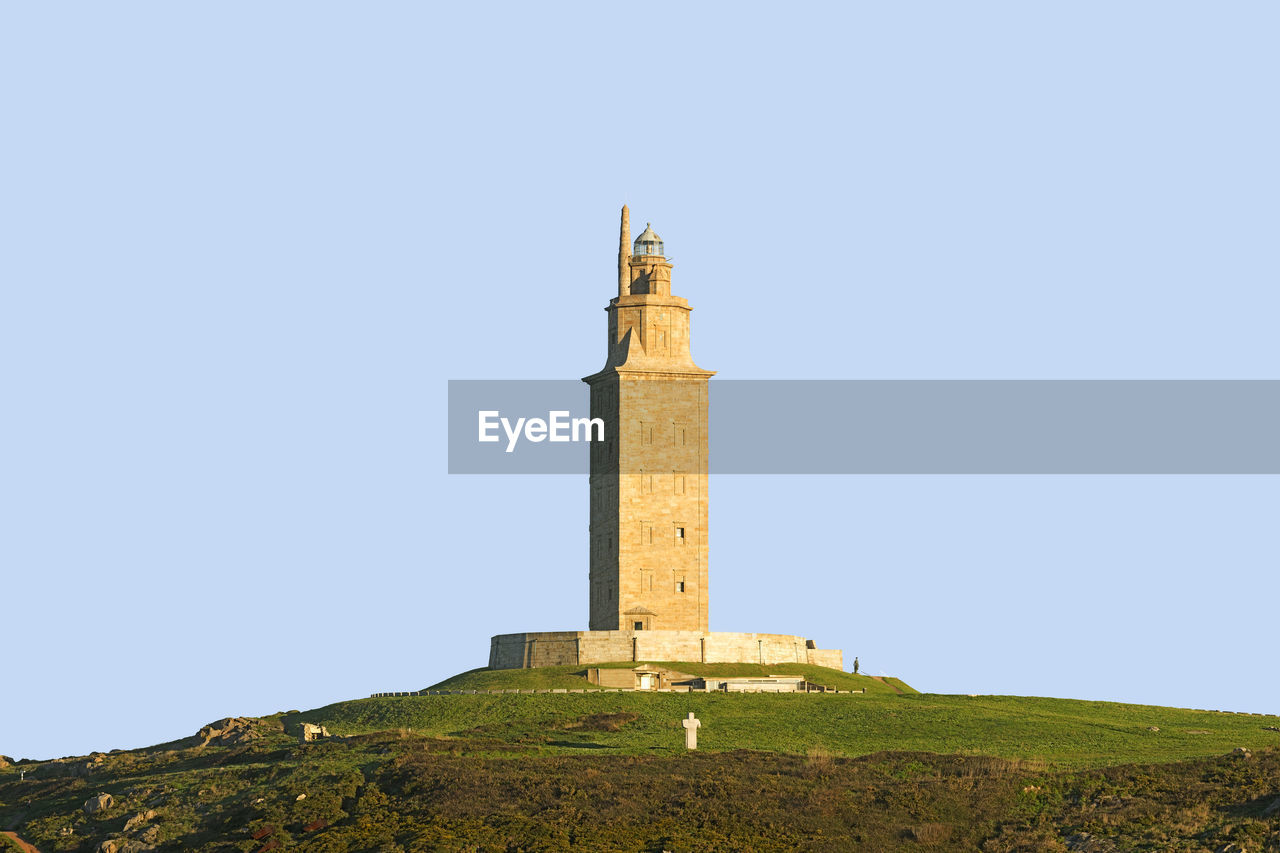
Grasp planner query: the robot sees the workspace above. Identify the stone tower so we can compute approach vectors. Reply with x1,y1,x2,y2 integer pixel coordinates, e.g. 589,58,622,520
488,208,842,671
583,206,715,632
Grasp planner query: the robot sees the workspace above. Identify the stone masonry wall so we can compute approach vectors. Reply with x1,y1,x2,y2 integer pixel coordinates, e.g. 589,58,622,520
489,630,843,671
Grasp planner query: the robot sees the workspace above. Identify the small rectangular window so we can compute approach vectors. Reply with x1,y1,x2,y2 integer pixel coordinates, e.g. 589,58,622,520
676,581,685,593
675,527,685,540
634,621,644,631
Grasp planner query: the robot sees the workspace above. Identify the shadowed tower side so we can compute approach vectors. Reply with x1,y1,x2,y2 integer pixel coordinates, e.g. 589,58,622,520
583,206,715,632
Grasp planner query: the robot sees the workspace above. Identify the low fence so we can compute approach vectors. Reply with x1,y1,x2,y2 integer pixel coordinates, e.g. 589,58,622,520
370,687,870,698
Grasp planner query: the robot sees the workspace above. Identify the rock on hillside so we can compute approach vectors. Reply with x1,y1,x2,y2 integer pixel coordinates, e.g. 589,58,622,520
83,792,113,814
196,717,270,747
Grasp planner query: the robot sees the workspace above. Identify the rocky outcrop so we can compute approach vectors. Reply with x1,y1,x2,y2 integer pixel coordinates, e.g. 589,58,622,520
71,755,105,777
84,792,114,814
122,810,158,832
196,717,259,747
1064,832,1119,852
97,839,156,853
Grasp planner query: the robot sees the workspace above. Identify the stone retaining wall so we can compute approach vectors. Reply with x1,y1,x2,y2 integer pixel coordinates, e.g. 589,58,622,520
488,629,844,671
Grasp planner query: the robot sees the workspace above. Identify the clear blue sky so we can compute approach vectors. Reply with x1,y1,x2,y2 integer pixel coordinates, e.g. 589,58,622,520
2,3,1277,760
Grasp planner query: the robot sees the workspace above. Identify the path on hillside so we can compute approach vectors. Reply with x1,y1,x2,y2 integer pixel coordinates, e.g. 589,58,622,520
2,831,41,853
870,676,905,695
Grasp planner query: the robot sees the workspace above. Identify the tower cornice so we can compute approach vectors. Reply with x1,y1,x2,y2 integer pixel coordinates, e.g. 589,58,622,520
582,366,717,385
607,294,691,311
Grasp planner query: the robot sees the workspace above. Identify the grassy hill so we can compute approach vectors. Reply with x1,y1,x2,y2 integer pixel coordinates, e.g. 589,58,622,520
296,683,1275,771
3,666,1279,851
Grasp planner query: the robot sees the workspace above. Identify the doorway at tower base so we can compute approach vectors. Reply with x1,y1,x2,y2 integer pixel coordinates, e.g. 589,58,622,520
488,629,843,671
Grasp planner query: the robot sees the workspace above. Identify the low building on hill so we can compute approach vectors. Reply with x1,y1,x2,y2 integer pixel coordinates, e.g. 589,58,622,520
586,665,693,690
695,675,831,693
585,665,836,693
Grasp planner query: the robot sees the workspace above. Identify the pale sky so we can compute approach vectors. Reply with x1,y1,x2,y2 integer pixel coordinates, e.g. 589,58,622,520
2,2,1277,760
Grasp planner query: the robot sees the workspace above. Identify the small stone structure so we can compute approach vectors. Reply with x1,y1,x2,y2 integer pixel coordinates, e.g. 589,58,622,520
587,665,692,690
694,674,827,693
298,723,331,743
584,666,836,693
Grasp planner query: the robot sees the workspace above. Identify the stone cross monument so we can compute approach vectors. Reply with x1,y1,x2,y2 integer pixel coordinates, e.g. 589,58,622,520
682,712,701,750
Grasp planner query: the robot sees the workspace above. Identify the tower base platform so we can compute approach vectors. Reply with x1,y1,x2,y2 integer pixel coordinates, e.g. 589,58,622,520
489,629,843,671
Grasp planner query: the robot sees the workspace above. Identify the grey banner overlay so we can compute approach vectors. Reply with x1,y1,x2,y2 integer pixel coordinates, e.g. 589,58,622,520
448,380,1280,474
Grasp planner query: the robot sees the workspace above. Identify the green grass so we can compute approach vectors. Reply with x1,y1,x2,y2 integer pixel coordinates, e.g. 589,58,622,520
425,665,609,691
426,662,906,694
878,676,917,694
5,672,1280,852
288,687,1280,770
